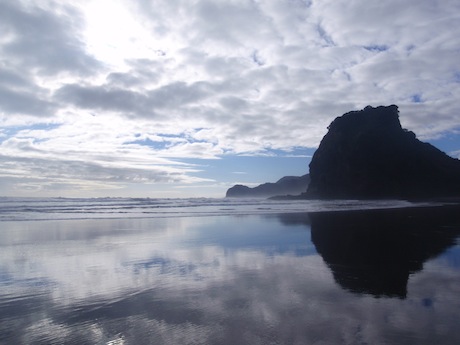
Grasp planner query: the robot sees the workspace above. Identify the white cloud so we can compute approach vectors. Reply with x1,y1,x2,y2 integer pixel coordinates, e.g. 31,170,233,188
1,0,460,196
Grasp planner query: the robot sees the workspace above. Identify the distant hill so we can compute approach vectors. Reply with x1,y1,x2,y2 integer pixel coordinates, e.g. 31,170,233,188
305,105,460,199
226,174,310,198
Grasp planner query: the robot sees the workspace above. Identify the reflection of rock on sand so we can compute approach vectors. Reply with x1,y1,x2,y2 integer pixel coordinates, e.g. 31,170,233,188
309,205,460,298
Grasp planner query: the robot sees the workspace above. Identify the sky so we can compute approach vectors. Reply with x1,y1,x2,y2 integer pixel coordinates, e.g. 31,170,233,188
1,0,460,198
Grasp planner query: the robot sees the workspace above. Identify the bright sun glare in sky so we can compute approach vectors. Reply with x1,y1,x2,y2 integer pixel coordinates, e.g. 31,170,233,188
83,2,148,65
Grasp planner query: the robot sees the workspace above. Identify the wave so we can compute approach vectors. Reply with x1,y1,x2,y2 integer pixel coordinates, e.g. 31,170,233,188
0,197,443,222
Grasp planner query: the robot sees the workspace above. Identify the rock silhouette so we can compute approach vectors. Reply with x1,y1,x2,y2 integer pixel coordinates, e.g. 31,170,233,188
226,174,310,198
306,105,460,199
310,205,460,298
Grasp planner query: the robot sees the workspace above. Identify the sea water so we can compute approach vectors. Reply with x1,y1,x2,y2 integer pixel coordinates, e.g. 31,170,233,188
1,198,460,344
0,197,423,221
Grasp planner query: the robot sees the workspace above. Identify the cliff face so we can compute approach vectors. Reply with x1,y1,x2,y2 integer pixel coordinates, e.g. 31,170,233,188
306,105,460,199
226,174,310,198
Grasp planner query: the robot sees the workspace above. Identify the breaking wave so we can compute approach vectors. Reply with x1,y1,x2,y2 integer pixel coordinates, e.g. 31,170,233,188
0,197,442,222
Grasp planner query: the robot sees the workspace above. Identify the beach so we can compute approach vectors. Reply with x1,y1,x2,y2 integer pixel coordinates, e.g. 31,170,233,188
1,198,460,344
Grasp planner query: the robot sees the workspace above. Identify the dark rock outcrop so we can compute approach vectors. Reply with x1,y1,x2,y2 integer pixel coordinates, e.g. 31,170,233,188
306,105,460,199
226,174,310,198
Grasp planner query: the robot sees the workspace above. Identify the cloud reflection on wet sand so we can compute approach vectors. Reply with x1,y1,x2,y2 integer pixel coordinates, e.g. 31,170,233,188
1,212,460,344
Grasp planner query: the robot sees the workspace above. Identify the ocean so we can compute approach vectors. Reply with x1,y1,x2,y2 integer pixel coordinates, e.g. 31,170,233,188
0,197,422,221
1,197,460,344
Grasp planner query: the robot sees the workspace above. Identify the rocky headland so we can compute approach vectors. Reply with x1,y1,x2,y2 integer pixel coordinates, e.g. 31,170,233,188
226,174,310,198
226,105,460,200
305,105,460,200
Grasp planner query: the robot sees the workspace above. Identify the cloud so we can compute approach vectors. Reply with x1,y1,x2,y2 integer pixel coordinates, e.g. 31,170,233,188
1,0,460,195
0,0,102,76
56,84,154,116
0,64,58,117
0,0,101,118
0,118,213,196
0,83,57,117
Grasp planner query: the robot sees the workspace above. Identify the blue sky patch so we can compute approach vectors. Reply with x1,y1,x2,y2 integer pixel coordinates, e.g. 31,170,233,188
428,130,460,157
127,138,171,150
176,148,314,184
411,94,423,103
364,45,389,52
0,123,60,143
